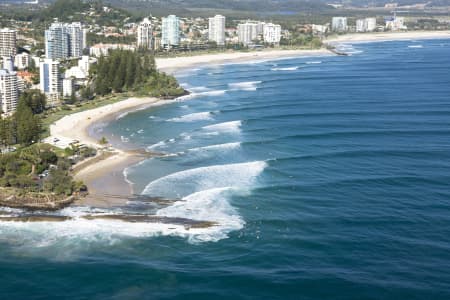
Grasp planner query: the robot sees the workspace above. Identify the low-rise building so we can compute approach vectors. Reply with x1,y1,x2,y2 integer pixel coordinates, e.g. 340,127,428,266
62,77,74,98
15,52,30,70
89,43,135,57
1,56,14,72
385,16,407,31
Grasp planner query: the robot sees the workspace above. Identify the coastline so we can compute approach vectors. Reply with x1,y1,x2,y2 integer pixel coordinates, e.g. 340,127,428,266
155,48,331,74
46,97,168,207
324,30,450,44
52,31,450,207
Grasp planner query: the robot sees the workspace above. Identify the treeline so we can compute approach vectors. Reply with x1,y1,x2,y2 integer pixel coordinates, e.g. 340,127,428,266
91,50,185,98
0,90,45,148
280,35,323,48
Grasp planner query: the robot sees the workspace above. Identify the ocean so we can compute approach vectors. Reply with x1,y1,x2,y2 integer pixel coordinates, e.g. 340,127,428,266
1,39,450,299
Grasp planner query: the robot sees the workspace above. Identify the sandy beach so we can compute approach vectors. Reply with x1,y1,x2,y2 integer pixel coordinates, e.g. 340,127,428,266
45,97,168,206
155,48,331,73
49,31,450,206
325,30,450,44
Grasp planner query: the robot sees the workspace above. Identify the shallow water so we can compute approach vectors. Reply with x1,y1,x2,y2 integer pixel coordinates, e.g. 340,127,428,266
1,39,450,299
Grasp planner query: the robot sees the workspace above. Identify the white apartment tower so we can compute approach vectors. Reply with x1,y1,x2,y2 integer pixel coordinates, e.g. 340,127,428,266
356,18,377,32
263,23,281,45
137,18,153,50
237,22,260,46
0,69,19,116
0,29,17,57
332,17,348,32
67,22,84,58
45,22,84,60
40,59,61,104
45,22,69,60
209,15,226,46
162,15,180,47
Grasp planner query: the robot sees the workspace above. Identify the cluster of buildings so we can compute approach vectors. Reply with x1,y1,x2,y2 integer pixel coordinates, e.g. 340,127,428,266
45,22,87,60
330,14,407,33
237,21,282,46
0,21,92,114
132,14,282,52
0,6,411,118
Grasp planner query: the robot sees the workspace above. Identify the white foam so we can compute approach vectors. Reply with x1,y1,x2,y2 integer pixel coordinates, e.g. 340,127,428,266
176,90,227,101
202,120,242,133
187,142,241,153
306,61,322,64
0,213,222,260
228,81,261,91
408,45,423,48
157,187,245,240
188,86,210,92
147,140,167,150
167,111,214,122
0,160,267,257
271,66,299,71
142,161,267,198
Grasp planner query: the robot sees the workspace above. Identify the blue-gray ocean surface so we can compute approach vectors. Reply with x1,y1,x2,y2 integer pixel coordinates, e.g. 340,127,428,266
1,40,450,299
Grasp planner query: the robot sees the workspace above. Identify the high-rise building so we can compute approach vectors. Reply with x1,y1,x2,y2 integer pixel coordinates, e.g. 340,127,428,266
332,17,348,32
67,22,83,58
137,18,153,50
237,22,260,46
0,28,17,57
263,23,281,45
45,22,84,60
40,59,61,104
45,22,69,60
356,18,377,32
208,15,226,46
162,15,180,48
0,69,19,116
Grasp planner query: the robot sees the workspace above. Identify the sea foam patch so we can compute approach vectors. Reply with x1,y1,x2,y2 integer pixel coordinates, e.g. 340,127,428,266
228,81,261,91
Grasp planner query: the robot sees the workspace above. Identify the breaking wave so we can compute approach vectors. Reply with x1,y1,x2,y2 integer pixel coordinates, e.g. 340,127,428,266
167,111,214,122
202,120,242,133
271,66,299,71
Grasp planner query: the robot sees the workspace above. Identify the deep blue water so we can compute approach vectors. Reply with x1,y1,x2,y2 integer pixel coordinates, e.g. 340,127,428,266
1,39,450,299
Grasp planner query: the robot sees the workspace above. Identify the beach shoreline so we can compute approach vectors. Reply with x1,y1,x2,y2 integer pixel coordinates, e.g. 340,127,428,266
50,31,450,207
324,30,450,44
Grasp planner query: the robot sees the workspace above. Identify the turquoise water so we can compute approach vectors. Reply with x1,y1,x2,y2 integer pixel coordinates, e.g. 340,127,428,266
1,39,450,299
